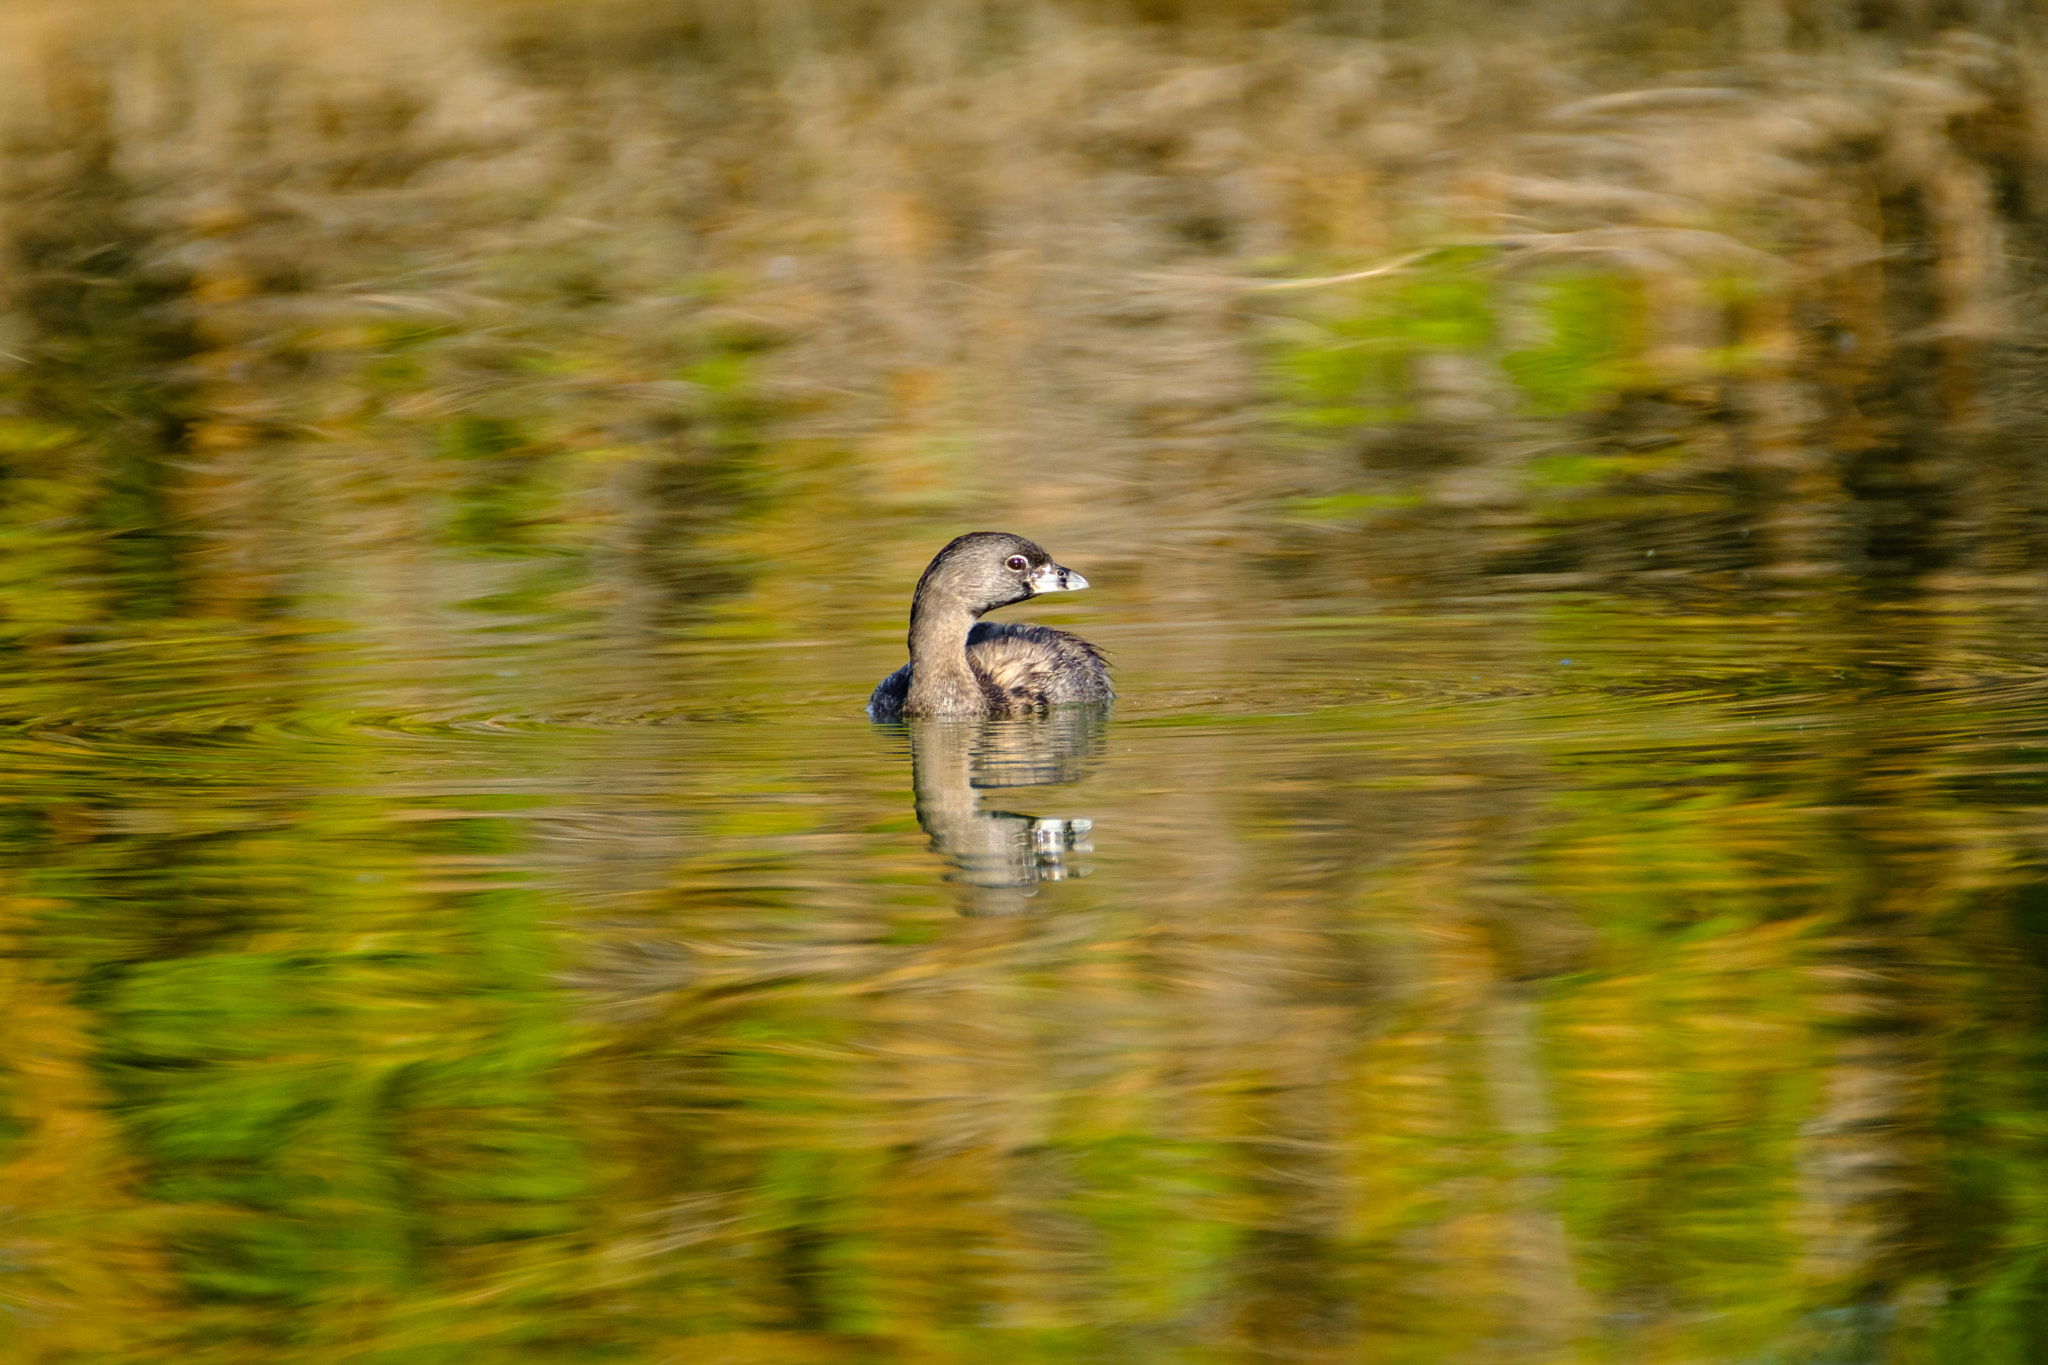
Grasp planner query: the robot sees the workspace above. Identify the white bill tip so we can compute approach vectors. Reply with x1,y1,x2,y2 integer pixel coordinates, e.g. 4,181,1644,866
1028,564,1087,593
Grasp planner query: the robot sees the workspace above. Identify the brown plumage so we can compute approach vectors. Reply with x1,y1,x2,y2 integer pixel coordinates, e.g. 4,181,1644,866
868,532,1112,719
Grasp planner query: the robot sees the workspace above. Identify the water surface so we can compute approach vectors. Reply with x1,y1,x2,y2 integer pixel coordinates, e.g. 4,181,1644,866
6,6,2048,1355
9,570,2048,1363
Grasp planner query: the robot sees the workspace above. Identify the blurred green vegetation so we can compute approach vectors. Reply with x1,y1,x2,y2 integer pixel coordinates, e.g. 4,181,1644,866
8,595,2048,1363
1266,257,1654,425
0,0,2042,1362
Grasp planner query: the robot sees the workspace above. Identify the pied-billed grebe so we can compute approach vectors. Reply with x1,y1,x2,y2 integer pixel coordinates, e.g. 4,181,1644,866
868,532,1112,719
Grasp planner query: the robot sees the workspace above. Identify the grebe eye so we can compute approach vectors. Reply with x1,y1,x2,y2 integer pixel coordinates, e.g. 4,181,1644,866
1005,555,1029,571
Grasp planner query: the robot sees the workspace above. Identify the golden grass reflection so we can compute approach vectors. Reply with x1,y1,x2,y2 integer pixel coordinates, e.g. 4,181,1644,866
0,1,2044,1361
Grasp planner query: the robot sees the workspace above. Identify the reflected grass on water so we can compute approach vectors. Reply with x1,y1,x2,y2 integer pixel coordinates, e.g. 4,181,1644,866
0,0,2047,1357
3,589,2048,1359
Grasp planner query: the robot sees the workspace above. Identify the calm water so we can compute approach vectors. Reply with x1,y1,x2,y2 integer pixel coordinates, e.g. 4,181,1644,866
9,557,2048,1364
8,1,2048,1356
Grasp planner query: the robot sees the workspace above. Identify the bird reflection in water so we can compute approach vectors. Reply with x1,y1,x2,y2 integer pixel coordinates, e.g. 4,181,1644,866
897,708,1108,915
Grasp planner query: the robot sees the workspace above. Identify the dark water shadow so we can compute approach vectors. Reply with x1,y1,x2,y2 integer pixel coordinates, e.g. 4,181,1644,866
893,708,1109,915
